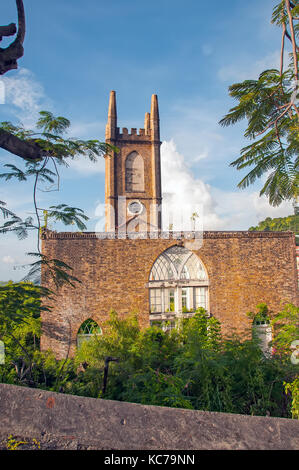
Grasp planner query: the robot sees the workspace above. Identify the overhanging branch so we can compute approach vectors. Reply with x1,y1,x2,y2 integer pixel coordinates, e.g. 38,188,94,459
0,130,48,161
0,23,17,40
0,0,25,75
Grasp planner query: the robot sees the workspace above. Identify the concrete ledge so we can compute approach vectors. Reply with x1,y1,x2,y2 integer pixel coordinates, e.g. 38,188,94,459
0,383,298,450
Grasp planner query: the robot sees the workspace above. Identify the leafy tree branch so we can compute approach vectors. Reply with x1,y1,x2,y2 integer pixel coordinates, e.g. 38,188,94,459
0,111,111,286
220,1,299,208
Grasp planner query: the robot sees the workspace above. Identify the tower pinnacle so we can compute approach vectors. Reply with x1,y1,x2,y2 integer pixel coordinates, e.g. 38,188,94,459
150,94,160,140
105,90,117,140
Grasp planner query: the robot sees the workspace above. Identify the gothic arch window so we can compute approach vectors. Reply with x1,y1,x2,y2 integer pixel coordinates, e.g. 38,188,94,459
149,246,209,328
125,151,144,192
77,318,102,349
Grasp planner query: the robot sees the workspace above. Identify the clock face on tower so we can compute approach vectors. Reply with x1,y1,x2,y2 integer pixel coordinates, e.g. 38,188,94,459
127,200,144,216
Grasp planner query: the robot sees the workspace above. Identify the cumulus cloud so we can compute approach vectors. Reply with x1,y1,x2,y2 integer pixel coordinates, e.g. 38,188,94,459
161,140,222,231
161,140,294,232
211,188,293,230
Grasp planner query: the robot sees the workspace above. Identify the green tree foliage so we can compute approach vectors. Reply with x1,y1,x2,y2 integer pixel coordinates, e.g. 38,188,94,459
285,377,299,419
271,303,299,355
249,214,299,234
0,111,112,286
0,281,75,389
219,1,299,207
1,298,297,418
72,308,298,418
0,281,48,385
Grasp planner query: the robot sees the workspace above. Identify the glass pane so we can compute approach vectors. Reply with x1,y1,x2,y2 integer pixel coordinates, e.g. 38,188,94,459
195,287,207,309
184,254,207,280
165,288,175,312
150,288,162,313
150,255,174,281
182,288,188,310
169,288,175,311
150,246,207,282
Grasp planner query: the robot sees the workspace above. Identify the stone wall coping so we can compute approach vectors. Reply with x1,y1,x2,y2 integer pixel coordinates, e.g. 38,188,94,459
41,230,295,241
0,383,298,450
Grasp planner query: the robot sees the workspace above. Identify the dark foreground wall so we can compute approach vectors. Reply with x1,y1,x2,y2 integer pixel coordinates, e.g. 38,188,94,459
0,383,298,450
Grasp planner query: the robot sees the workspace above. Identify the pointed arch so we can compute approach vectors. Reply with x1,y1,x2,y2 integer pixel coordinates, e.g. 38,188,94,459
77,318,102,349
149,246,209,327
125,151,144,192
149,245,208,282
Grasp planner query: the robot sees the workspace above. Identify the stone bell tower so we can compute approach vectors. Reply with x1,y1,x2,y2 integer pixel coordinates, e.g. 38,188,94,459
104,91,162,233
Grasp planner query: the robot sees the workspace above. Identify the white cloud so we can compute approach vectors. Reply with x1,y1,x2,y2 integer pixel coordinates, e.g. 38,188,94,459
61,121,106,176
69,120,105,139
161,140,294,232
66,155,105,176
161,140,222,231
2,68,52,127
211,187,293,230
0,234,36,282
164,96,243,169
218,50,282,82
2,255,15,264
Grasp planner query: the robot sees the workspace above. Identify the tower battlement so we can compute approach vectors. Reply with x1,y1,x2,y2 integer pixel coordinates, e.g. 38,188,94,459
115,127,152,140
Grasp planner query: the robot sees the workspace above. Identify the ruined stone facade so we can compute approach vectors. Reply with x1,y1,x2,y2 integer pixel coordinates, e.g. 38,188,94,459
41,92,298,359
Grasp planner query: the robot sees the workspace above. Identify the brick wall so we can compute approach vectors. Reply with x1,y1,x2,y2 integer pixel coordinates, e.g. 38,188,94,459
41,230,298,359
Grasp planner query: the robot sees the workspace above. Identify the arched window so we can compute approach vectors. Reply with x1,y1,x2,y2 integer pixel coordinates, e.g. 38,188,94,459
149,246,209,327
125,152,144,192
77,318,102,349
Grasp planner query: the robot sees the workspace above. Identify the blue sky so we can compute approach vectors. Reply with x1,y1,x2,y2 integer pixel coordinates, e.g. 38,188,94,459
0,0,295,280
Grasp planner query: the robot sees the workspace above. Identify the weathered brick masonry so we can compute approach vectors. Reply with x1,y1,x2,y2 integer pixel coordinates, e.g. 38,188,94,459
41,230,298,359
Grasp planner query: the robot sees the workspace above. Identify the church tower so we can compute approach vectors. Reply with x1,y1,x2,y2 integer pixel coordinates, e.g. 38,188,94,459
104,91,162,233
